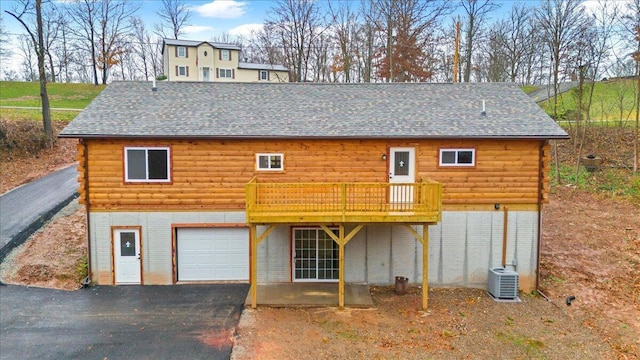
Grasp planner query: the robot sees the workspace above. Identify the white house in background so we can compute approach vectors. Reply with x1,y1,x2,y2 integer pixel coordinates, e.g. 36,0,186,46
162,38,289,83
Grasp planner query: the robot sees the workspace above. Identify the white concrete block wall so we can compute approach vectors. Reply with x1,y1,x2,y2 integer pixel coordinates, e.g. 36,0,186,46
90,210,539,291
257,225,289,283
345,225,366,283
89,211,247,285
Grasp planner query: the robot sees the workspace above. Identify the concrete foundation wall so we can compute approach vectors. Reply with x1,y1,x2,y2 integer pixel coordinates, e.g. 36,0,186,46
89,210,538,292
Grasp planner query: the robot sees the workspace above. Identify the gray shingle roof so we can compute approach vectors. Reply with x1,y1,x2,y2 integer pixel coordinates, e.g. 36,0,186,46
162,38,242,51
59,81,568,139
238,62,288,72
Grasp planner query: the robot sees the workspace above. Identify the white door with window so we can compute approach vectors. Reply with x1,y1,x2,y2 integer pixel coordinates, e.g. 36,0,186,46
293,228,339,282
114,229,141,284
389,147,416,206
202,67,210,81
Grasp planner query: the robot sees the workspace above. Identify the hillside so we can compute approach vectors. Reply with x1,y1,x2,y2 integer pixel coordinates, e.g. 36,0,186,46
539,78,638,122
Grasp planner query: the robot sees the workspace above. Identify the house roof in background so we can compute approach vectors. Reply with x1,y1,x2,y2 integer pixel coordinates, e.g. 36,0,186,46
162,38,242,51
238,62,288,72
59,81,568,140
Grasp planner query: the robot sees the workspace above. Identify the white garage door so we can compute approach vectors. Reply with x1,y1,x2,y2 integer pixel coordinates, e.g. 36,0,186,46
177,228,249,281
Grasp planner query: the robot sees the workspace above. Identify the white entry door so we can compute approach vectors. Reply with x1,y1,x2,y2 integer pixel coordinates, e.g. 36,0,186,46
114,229,141,284
389,147,416,205
202,67,210,81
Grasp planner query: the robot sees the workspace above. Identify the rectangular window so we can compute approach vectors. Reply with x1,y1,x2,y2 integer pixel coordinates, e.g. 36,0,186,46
177,46,186,57
259,70,269,81
178,66,187,76
220,49,230,61
218,68,233,78
256,153,283,171
439,148,475,167
293,227,339,282
125,147,171,182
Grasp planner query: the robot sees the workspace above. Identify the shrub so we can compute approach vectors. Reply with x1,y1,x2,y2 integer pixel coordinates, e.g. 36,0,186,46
0,119,49,155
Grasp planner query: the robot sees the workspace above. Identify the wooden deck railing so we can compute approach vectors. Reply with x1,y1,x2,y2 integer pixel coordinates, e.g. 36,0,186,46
246,178,442,224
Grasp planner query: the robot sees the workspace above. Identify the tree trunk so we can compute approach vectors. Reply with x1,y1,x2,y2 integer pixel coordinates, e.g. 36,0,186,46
36,0,54,147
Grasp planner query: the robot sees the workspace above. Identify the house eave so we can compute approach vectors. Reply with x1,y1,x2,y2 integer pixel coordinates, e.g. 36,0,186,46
58,133,571,140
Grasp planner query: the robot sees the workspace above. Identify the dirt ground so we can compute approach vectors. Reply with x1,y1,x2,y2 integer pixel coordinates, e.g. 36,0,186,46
0,128,638,359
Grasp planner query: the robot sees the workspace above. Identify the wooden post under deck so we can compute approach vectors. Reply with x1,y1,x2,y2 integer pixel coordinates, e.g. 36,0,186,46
250,224,257,309
338,224,345,309
422,224,429,310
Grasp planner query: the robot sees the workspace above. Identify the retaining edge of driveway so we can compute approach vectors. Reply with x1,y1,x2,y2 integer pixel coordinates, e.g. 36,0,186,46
0,192,79,263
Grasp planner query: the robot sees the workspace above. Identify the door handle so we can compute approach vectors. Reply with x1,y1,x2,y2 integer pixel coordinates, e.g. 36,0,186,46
137,254,140,260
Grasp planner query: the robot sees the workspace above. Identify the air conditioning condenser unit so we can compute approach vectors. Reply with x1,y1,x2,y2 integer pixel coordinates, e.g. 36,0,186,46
488,267,519,301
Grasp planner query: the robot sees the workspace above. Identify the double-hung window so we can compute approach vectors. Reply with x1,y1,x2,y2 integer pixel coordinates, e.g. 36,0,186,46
259,70,269,81
218,68,233,78
439,148,475,167
125,147,171,182
177,46,186,57
220,49,231,61
177,65,188,76
256,153,283,171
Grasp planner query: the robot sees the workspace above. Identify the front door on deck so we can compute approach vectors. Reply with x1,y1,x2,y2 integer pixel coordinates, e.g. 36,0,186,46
389,147,416,206
114,229,141,284
293,228,339,282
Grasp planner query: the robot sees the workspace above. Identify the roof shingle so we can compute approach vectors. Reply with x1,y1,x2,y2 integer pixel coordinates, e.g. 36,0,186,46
59,81,568,139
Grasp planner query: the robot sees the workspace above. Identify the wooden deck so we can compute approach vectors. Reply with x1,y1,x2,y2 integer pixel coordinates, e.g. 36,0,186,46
245,178,442,224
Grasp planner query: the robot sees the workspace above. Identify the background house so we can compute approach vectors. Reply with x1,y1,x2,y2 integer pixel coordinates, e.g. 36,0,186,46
162,39,289,82
59,81,567,308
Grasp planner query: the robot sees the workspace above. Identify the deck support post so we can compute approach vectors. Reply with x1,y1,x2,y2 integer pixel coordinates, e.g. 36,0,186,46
250,224,257,309
422,224,429,310
338,224,345,309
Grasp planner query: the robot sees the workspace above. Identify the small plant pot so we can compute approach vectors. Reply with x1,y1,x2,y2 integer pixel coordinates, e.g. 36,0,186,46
582,155,601,172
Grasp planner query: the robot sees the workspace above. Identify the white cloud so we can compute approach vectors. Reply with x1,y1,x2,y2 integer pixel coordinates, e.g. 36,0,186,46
182,25,215,36
228,23,263,39
193,0,247,19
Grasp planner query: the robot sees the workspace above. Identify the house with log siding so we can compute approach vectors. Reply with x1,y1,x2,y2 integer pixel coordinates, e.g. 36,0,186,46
59,81,568,309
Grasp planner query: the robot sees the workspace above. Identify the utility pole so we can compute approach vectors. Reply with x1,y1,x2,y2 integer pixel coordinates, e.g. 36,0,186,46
453,22,460,83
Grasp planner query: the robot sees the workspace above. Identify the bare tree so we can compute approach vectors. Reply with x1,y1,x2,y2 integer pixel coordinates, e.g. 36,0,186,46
5,0,54,147
68,0,100,84
459,0,499,82
266,0,325,82
96,0,139,84
0,15,12,59
17,34,37,81
327,0,360,82
621,0,640,173
154,0,191,39
536,0,589,121
490,5,537,84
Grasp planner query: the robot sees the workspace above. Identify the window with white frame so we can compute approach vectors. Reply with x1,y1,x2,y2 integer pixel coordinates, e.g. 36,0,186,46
439,148,475,167
259,70,269,81
177,46,186,57
220,49,230,61
125,147,171,182
218,68,233,78
177,65,187,76
256,153,283,171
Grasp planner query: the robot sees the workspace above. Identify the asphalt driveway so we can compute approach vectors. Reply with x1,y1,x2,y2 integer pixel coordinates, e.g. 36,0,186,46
0,284,249,360
0,164,78,258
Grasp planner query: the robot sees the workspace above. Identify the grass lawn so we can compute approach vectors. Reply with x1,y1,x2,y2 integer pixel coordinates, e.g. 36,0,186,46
540,78,637,121
0,81,105,109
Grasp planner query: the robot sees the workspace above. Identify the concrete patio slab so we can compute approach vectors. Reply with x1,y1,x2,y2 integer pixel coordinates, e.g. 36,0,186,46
247,283,374,307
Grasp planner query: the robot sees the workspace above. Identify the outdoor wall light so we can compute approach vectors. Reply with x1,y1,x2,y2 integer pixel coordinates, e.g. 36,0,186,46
494,203,500,210
382,154,387,160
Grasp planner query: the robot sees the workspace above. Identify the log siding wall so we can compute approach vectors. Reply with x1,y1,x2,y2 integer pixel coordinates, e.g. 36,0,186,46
78,138,550,211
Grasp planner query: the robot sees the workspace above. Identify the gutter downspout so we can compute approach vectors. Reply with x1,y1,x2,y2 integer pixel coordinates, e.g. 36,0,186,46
536,141,547,300
82,139,92,285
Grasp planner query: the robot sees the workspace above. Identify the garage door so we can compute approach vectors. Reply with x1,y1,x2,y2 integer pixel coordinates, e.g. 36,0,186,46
177,228,249,281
